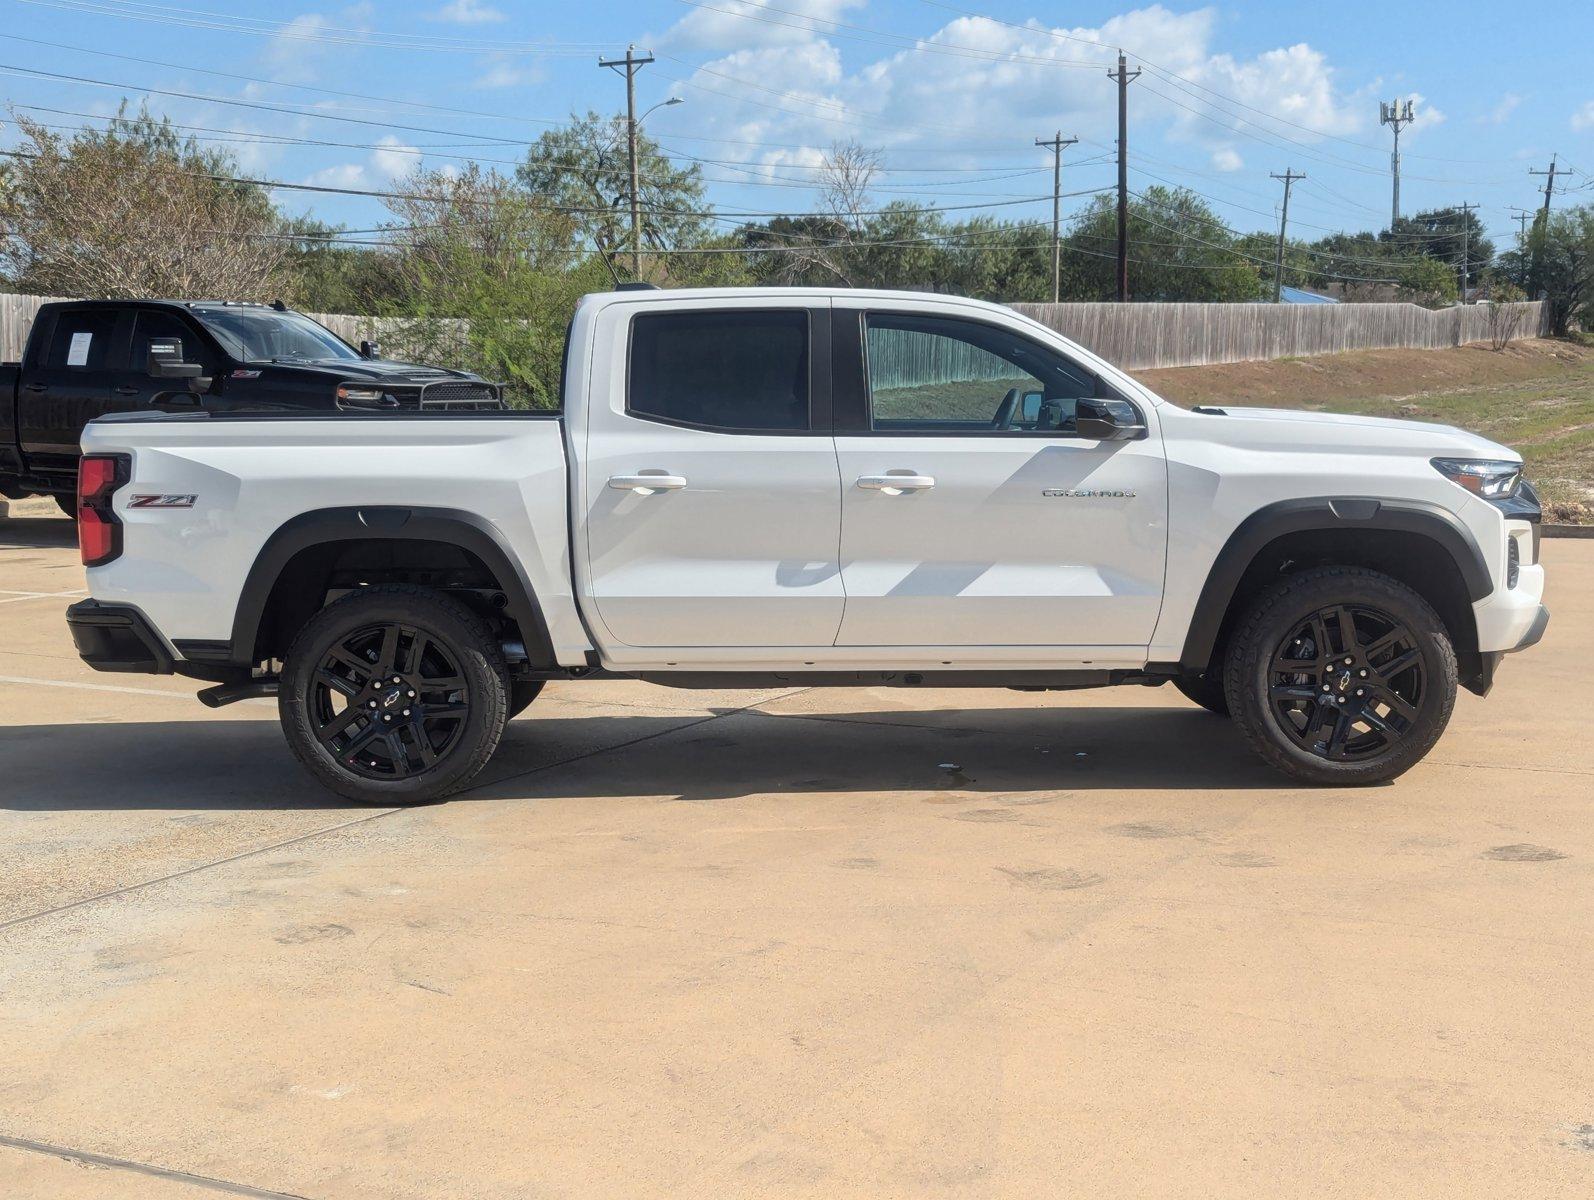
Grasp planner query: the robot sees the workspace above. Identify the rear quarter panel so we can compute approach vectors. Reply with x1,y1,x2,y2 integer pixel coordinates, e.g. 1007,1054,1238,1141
79,416,591,665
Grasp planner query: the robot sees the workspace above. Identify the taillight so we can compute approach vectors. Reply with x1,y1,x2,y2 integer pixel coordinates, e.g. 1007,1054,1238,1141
78,453,129,567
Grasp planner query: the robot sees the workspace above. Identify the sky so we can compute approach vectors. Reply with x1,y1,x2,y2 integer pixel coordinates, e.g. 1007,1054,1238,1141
3,0,1593,254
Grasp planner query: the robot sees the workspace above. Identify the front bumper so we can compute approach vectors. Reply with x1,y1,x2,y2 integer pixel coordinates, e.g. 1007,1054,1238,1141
65,599,174,674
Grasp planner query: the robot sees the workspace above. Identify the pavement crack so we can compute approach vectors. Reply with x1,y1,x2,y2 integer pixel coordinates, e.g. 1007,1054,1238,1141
0,1132,315,1199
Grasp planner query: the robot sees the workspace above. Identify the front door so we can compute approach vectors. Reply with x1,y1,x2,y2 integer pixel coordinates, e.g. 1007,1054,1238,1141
121,308,219,415
832,305,1168,652
580,301,844,651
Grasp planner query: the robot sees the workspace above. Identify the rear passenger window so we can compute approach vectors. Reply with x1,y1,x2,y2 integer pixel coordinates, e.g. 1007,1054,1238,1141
628,310,809,432
43,310,117,370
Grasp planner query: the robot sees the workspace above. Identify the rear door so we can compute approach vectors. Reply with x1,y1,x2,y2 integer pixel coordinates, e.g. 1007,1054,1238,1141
17,307,126,471
831,301,1168,654
578,298,845,651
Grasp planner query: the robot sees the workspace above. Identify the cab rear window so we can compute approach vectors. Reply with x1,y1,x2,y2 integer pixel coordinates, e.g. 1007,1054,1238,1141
627,310,809,432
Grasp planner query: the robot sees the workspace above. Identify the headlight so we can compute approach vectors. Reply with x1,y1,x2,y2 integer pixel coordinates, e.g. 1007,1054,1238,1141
1430,458,1522,500
336,384,385,403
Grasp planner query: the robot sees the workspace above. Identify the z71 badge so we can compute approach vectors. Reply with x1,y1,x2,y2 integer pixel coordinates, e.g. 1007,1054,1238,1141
1042,488,1136,498
128,494,198,509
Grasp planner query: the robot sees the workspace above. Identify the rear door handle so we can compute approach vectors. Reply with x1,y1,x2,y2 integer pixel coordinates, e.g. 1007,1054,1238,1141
857,474,935,494
608,473,687,494
23,382,47,393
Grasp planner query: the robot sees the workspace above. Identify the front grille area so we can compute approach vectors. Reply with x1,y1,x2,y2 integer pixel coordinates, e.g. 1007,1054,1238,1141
419,381,504,410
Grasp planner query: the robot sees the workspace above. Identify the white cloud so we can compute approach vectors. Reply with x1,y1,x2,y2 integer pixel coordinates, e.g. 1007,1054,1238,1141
474,52,545,90
1481,92,1522,125
658,5,1366,180
1573,100,1594,132
429,0,505,23
304,136,419,191
1403,93,1445,136
263,5,374,83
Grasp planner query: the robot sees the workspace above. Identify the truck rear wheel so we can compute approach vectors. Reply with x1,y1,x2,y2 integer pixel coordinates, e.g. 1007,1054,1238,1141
1223,566,1457,786
279,585,510,805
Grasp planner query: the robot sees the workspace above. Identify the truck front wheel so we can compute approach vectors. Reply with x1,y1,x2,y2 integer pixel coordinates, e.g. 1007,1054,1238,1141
1223,566,1458,786
279,585,510,805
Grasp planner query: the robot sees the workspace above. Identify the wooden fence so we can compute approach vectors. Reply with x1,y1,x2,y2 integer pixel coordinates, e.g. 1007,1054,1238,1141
1,292,1550,373
1009,300,1550,370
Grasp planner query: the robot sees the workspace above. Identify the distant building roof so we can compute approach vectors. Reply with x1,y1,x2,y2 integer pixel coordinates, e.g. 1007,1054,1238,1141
1280,286,1340,304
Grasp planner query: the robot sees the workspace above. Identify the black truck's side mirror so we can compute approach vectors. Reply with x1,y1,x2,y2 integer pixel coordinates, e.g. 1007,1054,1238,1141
359,340,381,359
147,345,211,393
1075,397,1148,441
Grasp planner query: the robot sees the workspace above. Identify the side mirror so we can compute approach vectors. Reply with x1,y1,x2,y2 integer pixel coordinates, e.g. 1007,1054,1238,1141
1075,397,1147,441
359,340,381,359
147,353,203,380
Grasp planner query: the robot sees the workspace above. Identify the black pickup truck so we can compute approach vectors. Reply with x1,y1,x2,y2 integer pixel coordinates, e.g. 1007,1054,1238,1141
1,299,504,509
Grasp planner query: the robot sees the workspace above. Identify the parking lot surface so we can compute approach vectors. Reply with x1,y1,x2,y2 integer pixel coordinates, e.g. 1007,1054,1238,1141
2,506,1590,1199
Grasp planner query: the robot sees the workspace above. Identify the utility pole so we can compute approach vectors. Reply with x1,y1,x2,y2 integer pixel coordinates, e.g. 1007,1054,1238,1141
1035,131,1078,303
1527,156,1560,298
1456,201,1478,301
1108,52,1140,302
1509,207,1534,290
1379,99,1416,231
1270,169,1305,303
599,45,655,279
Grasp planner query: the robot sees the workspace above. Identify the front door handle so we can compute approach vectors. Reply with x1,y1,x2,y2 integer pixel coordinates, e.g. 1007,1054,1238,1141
608,473,687,494
114,385,140,396
23,382,47,393
857,473,935,495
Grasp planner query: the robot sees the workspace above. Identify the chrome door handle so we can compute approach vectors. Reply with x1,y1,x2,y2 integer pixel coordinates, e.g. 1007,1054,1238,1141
608,473,687,494
856,474,935,494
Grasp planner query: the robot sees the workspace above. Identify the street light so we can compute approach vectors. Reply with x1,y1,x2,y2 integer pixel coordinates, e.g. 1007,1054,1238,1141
639,96,685,127
624,96,684,279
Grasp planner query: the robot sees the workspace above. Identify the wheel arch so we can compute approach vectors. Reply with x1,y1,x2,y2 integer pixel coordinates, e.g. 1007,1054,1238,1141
228,507,555,670
1180,498,1492,690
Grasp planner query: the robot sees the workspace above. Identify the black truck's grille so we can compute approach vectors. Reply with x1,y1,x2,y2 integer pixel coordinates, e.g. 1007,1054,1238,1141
418,381,504,410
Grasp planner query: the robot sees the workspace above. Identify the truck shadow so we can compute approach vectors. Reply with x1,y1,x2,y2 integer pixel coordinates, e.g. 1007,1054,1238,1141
0,513,78,550
0,704,1279,812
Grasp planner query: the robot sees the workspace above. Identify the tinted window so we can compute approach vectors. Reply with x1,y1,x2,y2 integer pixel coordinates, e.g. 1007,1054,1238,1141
865,313,1105,433
132,311,214,371
44,310,117,370
629,310,808,431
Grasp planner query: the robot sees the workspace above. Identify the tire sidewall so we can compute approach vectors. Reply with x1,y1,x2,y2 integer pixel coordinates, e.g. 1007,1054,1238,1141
279,589,508,804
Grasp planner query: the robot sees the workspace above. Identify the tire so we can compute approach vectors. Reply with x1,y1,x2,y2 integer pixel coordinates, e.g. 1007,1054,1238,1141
279,584,510,805
507,679,545,720
1173,673,1230,716
1223,566,1457,786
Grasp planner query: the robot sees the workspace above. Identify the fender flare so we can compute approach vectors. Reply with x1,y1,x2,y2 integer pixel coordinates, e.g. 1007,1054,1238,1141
1178,497,1492,670
227,506,554,667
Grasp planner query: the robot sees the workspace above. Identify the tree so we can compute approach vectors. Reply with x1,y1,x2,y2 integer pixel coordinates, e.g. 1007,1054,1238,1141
1528,205,1594,337
0,105,287,299
377,164,605,407
516,112,709,279
1383,207,1493,297
278,218,404,314
1062,187,1265,301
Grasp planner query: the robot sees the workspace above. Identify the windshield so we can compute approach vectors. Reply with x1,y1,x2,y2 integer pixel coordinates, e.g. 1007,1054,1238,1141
195,308,361,363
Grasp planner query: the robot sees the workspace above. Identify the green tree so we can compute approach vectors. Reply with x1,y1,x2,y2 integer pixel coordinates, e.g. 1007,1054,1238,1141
1528,205,1594,336
1383,207,1493,296
517,112,709,279
1061,188,1265,301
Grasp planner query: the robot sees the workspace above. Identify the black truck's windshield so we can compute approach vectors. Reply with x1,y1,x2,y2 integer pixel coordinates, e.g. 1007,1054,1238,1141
195,308,361,363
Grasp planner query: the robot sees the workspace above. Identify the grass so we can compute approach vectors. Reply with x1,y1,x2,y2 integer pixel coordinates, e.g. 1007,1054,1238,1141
1140,339,1594,523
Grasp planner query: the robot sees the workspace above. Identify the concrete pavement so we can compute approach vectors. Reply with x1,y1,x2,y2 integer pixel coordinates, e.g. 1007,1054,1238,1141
2,508,1590,1198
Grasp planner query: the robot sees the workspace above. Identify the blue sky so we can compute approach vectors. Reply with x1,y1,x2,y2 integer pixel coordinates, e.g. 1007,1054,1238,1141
3,0,1593,252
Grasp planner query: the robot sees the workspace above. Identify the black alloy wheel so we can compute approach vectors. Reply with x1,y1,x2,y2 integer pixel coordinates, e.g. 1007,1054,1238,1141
311,622,471,781
1266,603,1426,763
279,585,510,804
1224,566,1457,786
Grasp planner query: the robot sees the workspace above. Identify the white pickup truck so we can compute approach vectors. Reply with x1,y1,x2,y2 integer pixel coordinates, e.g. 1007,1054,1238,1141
66,287,1548,802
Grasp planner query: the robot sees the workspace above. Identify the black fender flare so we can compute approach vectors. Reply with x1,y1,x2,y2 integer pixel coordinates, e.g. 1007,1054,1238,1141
227,506,555,667
1178,497,1492,670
